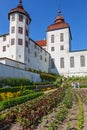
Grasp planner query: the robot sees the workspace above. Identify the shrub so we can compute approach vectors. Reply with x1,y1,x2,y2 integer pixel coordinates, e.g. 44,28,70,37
0,92,43,111
40,73,56,82
0,78,31,87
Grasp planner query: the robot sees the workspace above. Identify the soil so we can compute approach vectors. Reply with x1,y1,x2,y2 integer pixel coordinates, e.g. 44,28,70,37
10,88,87,130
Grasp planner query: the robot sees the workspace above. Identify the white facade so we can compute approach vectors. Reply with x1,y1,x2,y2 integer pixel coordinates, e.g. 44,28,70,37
0,2,49,74
0,1,87,78
46,11,87,77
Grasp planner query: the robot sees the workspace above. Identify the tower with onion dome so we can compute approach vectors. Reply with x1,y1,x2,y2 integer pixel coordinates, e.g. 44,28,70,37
8,0,31,63
46,10,72,74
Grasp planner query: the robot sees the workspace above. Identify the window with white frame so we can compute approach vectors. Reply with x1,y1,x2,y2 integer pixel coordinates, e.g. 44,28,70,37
11,39,15,45
51,47,55,51
51,35,54,43
12,14,15,21
80,55,85,67
19,15,23,22
51,58,55,69
60,45,64,50
11,26,15,33
18,27,23,34
18,39,23,45
60,33,64,42
70,56,74,68
60,57,64,68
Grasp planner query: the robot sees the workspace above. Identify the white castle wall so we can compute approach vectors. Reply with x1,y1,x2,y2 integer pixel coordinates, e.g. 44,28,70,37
0,63,41,82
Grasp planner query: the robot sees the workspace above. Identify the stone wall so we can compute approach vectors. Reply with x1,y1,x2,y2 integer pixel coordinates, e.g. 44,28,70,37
0,63,41,82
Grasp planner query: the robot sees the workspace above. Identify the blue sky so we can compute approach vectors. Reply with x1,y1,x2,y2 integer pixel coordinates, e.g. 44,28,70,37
0,0,87,51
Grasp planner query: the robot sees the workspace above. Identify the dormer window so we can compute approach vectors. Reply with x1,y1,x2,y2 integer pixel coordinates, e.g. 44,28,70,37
19,15,23,22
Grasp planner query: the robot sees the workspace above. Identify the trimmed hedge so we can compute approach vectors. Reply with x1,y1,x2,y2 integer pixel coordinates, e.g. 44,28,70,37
0,85,36,93
0,78,31,87
0,92,43,111
40,73,56,82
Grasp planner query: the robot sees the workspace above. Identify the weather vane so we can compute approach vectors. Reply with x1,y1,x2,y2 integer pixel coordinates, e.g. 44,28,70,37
20,0,22,4
58,0,62,11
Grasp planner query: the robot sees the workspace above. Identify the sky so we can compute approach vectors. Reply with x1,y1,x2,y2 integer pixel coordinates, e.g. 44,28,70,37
0,0,87,51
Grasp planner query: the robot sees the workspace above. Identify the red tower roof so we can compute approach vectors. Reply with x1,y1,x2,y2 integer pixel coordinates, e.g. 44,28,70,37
8,2,31,21
47,10,69,31
36,40,46,47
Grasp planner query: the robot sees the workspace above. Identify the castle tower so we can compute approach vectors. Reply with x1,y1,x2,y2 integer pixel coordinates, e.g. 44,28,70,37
46,10,72,74
8,0,31,63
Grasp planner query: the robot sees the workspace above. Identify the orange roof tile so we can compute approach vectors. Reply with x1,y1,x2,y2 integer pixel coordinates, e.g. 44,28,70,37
36,40,46,47
47,22,69,31
47,10,69,31
8,3,31,21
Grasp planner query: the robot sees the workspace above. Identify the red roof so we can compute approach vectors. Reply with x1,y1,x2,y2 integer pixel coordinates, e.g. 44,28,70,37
36,40,46,47
47,22,69,31
8,3,31,21
47,10,69,31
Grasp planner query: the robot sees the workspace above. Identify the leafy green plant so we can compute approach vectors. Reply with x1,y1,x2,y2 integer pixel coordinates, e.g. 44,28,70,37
76,93,84,130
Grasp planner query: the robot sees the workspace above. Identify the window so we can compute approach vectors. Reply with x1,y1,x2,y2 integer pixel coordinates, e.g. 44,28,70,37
3,36,6,41
45,58,47,62
25,41,28,48
3,46,6,52
60,45,64,50
26,18,28,24
18,39,23,45
26,30,28,36
35,44,37,49
12,14,15,21
11,39,15,45
51,47,55,51
34,52,37,57
45,51,47,56
80,55,85,67
51,35,54,43
60,33,64,42
60,57,64,68
40,48,42,53
7,44,9,47
28,48,30,53
51,58,55,69
11,26,15,33
19,55,21,58
40,55,42,60
70,56,74,68
18,27,23,34
19,15,23,22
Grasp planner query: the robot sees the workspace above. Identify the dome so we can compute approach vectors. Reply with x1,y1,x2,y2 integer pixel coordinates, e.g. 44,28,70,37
8,2,31,21
47,10,69,31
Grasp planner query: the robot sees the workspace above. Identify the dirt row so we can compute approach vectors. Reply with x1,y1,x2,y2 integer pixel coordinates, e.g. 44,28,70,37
10,88,87,130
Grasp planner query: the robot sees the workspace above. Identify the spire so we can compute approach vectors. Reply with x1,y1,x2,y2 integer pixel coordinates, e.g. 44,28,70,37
58,9,61,16
19,0,22,4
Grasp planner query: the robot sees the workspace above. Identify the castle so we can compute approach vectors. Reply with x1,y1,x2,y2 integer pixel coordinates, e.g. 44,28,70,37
0,0,87,78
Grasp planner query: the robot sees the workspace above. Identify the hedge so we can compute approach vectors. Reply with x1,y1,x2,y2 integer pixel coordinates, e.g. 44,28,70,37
0,92,43,111
0,85,36,93
40,73,56,82
0,78,31,87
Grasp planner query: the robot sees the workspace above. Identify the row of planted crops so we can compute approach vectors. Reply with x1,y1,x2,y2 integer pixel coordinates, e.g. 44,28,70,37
0,85,68,130
1,76,87,130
